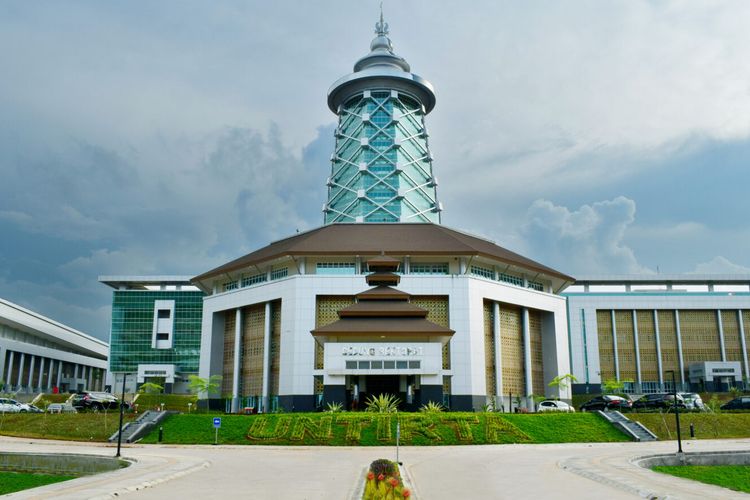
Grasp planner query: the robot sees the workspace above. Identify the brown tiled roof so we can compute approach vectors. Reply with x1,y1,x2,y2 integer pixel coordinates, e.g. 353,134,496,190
311,317,454,336
193,223,573,282
356,286,411,300
337,301,428,317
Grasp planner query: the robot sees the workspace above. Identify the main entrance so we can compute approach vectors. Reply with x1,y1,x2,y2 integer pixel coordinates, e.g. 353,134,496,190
363,375,400,400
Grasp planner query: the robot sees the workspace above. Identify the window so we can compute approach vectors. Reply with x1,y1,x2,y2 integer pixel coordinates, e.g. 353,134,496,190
223,281,238,291
152,300,175,350
408,361,421,369
499,273,524,287
396,361,408,369
316,262,356,275
527,281,544,292
410,263,449,275
358,361,370,369
345,361,357,369
384,361,395,369
270,268,288,280
470,265,494,280
371,360,383,369
241,273,267,288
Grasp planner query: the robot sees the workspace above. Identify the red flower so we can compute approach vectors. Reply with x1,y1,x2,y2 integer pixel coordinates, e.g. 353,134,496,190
403,489,411,498
367,472,375,480
389,477,399,487
377,474,385,481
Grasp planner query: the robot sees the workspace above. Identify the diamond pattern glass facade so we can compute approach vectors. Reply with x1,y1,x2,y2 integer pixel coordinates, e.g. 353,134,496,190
109,291,203,373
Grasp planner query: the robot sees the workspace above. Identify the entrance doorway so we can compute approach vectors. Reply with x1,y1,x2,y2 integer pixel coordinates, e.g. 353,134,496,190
365,375,400,399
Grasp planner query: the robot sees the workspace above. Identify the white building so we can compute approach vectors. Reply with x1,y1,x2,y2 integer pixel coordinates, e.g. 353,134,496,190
565,275,750,394
0,298,108,394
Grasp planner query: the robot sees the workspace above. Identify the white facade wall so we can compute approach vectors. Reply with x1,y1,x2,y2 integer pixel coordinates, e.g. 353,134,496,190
566,292,750,386
199,273,571,402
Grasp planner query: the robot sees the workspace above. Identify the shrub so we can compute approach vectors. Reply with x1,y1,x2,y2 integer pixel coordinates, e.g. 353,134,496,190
325,402,344,413
362,459,410,500
365,394,400,413
418,401,445,413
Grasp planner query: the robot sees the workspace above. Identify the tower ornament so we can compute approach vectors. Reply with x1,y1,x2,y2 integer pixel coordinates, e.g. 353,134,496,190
375,3,389,36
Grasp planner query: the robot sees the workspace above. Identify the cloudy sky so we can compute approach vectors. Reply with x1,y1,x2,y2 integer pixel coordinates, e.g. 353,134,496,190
2,1,750,341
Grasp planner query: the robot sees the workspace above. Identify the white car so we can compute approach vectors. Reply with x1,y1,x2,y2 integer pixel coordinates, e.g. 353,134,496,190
6,399,34,413
0,398,21,413
537,400,575,412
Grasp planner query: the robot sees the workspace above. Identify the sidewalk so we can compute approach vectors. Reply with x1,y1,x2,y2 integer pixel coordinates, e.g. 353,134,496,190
2,436,749,499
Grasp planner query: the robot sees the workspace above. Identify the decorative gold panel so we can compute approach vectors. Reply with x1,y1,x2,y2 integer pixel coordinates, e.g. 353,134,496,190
315,296,355,369
269,300,282,395
411,296,451,369
500,304,524,396
679,310,721,369
596,310,615,380
442,375,452,396
637,310,658,382
483,301,496,396
658,310,679,375
241,304,265,396
222,310,236,396
529,309,544,395
721,310,742,363
614,310,636,382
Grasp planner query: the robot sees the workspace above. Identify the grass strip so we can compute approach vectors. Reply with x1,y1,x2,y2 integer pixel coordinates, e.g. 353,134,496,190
140,412,628,446
652,465,750,493
0,471,76,495
0,413,136,442
629,413,750,440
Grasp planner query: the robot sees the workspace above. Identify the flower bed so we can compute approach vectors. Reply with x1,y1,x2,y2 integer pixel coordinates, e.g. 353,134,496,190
362,459,410,499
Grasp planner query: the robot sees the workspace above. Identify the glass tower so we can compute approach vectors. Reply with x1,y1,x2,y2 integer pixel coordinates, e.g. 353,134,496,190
324,14,442,224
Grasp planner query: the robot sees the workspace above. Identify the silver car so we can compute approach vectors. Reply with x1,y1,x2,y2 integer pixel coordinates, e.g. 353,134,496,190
678,392,705,410
0,398,21,413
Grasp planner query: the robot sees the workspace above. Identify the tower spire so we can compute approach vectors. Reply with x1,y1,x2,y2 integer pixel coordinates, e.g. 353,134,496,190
324,12,441,224
376,3,389,36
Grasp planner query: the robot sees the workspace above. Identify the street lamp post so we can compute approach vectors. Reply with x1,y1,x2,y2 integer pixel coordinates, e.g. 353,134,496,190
666,370,683,454
116,373,127,458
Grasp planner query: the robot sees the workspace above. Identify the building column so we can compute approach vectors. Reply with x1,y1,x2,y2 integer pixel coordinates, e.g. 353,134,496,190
0,347,4,390
16,353,25,389
632,310,641,390
492,302,503,404
37,357,44,391
231,308,242,413
4,351,13,391
611,310,620,381
262,302,272,413
87,366,93,391
56,360,62,389
27,355,36,391
47,359,54,390
654,310,663,388
675,310,685,386
717,310,726,362
522,307,532,408
738,310,750,383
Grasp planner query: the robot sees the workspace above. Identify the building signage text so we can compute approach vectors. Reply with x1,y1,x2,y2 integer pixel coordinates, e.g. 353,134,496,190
342,345,424,357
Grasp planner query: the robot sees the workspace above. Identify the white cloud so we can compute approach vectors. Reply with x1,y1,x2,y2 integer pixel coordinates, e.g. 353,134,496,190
691,256,750,274
519,196,652,275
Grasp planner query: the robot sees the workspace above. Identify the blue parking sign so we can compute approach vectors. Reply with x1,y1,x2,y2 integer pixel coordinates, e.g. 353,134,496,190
213,417,221,428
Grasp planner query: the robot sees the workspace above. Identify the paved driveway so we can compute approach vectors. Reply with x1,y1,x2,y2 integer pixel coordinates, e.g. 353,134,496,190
2,436,749,499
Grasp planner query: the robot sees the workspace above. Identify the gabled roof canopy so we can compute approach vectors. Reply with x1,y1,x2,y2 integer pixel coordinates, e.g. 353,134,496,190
193,223,574,286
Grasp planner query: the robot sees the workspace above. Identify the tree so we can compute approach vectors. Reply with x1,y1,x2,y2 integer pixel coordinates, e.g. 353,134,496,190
138,382,164,394
188,375,222,399
601,378,632,395
548,374,578,393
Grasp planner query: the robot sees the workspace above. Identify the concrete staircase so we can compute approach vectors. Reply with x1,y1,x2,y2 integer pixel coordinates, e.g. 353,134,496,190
108,410,169,444
597,410,658,442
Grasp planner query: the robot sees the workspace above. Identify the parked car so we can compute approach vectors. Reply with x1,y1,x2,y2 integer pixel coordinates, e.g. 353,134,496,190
0,398,21,413
5,399,38,413
632,393,686,411
46,403,78,414
537,400,575,412
71,392,120,411
25,404,44,413
720,396,750,411
579,395,632,412
678,392,705,410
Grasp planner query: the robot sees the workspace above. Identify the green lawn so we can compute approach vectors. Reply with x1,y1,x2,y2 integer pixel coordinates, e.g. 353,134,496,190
629,412,750,440
133,394,197,413
140,412,629,446
652,465,750,494
0,412,136,441
0,471,76,494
